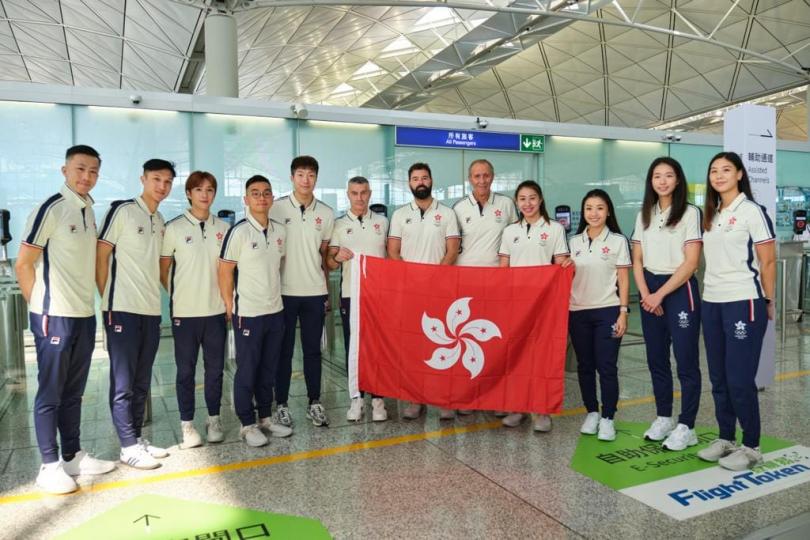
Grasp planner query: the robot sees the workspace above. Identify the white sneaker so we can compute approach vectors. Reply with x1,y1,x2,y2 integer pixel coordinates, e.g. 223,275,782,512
258,416,293,438
718,446,763,471
533,414,553,433
644,416,677,441
120,444,160,470
501,413,524,427
36,462,78,494
273,405,293,427
697,439,737,462
240,424,268,447
597,418,616,441
180,421,203,449
662,424,698,451
306,402,330,427
371,398,388,422
346,397,365,422
402,402,423,419
580,412,600,435
62,451,115,476
206,415,224,443
438,408,456,420
137,437,169,459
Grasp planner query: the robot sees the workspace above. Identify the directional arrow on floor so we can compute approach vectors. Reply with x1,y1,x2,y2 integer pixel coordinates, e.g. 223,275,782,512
133,514,160,527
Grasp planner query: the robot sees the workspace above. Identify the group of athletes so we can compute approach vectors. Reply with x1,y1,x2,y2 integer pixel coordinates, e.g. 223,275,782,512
16,144,774,495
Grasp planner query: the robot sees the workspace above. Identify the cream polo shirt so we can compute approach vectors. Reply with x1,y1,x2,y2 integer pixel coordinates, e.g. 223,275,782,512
329,210,388,298
98,196,165,316
569,228,631,311
219,213,285,317
161,210,230,318
498,218,569,267
22,183,97,317
453,192,517,267
702,193,775,303
269,193,334,296
632,203,702,275
388,199,460,264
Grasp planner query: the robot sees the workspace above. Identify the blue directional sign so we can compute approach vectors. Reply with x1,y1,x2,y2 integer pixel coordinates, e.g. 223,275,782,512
395,126,522,152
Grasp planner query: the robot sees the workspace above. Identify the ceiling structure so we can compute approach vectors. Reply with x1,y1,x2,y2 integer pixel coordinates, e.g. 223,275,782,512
0,0,808,139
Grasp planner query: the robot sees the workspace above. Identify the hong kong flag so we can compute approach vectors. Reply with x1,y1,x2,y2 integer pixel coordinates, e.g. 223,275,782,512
348,256,573,413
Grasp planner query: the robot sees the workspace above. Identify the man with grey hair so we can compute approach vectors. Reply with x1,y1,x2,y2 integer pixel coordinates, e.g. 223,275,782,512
327,176,389,422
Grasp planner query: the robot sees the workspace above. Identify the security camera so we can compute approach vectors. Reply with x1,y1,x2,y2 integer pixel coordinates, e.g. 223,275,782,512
291,103,308,119
476,117,489,129
129,94,142,105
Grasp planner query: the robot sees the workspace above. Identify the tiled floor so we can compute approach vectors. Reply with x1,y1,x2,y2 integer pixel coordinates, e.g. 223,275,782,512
1,318,809,539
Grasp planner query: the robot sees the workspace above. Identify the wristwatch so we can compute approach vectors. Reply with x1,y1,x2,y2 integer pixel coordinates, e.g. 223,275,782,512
619,305,630,313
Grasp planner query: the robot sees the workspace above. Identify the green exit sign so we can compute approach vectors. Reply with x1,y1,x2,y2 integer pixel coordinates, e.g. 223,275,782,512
520,134,545,153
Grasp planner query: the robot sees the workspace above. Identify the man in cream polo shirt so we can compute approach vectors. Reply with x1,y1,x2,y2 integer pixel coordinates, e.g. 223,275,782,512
327,176,389,423
160,171,231,449
270,156,335,428
388,162,460,420
453,159,517,267
16,145,115,494
97,158,175,470
218,175,292,447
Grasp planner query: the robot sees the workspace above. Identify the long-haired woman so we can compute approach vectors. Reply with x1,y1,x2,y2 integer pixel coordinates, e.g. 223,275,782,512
498,180,572,432
569,189,631,442
632,157,703,451
696,152,775,471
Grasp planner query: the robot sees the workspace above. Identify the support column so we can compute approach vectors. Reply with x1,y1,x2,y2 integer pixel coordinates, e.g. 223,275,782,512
204,13,238,98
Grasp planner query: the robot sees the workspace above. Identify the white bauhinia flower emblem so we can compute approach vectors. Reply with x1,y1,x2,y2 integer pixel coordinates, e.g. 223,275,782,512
422,297,502,379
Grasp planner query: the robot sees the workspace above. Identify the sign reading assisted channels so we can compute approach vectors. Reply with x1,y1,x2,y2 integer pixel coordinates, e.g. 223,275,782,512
396,126,543,153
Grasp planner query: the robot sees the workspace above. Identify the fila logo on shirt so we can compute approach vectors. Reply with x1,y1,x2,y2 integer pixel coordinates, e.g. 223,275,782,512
284,218,291,225
251,242,259,250
68,224,78,234
734,321,748,340
346,228,353,235
678,311,690,329
137,226,145,235
465,217,472,224
405,218,413,225
185,236,193,244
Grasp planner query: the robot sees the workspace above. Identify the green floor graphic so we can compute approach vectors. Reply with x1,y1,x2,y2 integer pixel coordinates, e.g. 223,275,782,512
570,422,794,490
57,494,332,540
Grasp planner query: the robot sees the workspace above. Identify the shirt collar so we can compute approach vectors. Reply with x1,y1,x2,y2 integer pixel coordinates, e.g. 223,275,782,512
722,192,748,213
654,202,672,216
60,183,93,208
467,191,495,207
410,199,438,212
290,192,317,212
183,210,214,226
347,209,372,223
135,196,156,216
246,211,271,233
582,226,609,243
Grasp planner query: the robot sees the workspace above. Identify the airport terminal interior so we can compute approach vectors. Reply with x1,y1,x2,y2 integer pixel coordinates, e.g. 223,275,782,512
2,0,810,538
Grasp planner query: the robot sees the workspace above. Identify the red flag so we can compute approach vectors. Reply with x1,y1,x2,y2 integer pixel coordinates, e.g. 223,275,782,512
348,256,573,414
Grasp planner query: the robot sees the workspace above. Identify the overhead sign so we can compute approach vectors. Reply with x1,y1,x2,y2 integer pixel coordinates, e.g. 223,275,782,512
395,126,544,153
570,421,810,520
520,134,545,153
57,495,331,540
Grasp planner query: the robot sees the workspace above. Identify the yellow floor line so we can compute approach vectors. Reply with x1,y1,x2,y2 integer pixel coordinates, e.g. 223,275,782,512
1,369,808,506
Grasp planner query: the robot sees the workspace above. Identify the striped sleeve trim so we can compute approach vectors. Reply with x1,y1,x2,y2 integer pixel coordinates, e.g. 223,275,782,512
754,238,776,245
98,200,134,241
20,241,44,251
24,193,63,247
219,219,245,260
